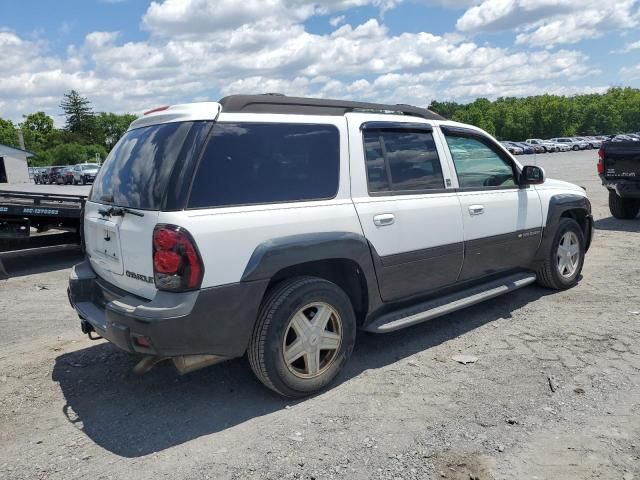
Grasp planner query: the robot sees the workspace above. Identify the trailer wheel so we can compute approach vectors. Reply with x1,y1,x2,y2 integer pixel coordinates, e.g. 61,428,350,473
609,191,640,219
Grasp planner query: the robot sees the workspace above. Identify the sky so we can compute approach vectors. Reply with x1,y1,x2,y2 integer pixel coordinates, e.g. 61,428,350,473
1,0,640,124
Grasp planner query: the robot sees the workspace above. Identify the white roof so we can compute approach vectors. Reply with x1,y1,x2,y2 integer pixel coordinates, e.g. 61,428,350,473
0,143,34,158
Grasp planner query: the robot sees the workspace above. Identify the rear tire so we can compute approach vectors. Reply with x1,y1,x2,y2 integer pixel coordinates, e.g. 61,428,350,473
609,191,640,219
536,218,585,290
248,276,356,398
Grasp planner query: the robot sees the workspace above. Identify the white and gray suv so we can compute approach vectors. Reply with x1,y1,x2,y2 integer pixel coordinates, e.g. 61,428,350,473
68,94,593,397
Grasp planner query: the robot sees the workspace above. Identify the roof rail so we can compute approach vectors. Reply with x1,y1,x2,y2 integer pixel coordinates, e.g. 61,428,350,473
218,94,445,121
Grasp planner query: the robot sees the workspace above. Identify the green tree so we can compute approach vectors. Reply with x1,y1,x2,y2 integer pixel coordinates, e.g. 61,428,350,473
0,118,19,148
45,143,107,165
20,112,54,152
60,90,96,140
429,87,640,140
95,112,137,150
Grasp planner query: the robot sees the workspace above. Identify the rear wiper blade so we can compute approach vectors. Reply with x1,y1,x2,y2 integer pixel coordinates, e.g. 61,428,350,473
121,207,145,217
98,206,145,218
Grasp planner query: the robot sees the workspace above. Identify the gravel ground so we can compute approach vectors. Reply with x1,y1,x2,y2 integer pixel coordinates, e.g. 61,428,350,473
1,149,639,480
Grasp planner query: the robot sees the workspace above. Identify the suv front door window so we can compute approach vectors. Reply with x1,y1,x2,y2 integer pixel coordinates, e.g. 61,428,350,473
446,136,515,189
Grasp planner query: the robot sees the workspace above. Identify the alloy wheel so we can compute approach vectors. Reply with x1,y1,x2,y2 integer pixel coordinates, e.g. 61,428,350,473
282,302,342,379
556,231,580,278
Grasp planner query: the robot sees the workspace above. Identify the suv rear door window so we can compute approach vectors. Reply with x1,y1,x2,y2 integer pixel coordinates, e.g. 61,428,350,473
363,128,444,193
444,135,516,188
188,123,339,208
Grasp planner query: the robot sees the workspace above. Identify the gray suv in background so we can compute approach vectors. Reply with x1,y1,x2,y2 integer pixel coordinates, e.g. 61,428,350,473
550,137,589,151
72,163,100,185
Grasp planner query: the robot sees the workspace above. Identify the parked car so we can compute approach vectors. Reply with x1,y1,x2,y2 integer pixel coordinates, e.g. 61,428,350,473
513,141,540,154
500,141,524,155
554,142,571,152
38,167,51,184
525,139,557,153
612,134,639,142
575,137,601,149
598,139,640,219
46,166,65,184
550,137,588,151
33,168,47,184
68,95,593,397
72,163,100,184
60,166,75,185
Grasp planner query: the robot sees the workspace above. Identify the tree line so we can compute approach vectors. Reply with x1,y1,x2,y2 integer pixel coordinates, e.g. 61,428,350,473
2,87,640,165
0,90,136,166
429,87,640,141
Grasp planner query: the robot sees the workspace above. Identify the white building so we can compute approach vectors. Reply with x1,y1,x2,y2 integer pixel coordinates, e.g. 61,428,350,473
0,143,33,184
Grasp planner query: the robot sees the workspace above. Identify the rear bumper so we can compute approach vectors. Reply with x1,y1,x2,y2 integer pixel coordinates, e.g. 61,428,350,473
68,259,269,358
601,177,640,198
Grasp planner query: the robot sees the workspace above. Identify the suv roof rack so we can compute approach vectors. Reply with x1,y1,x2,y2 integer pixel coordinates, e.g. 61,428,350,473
218,94,445,121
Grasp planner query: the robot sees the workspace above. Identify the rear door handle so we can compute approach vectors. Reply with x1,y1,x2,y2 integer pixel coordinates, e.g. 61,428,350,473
468,205,484,216
373,213,395,226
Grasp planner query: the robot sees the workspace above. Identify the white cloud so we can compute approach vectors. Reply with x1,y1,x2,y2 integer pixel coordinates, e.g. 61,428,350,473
621,64,640,80
0,0,619,124
141,0,372,36
457,0,640,47
621,40,640,52
330,15,346,27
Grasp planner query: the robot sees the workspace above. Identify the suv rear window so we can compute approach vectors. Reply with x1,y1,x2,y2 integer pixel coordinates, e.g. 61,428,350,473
188,123,339,208
91,121,207,210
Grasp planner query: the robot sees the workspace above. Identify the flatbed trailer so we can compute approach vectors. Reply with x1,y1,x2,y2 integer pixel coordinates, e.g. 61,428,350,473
0,184,90,251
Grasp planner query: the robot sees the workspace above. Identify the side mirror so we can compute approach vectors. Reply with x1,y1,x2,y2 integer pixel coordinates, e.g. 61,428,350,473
520,165,545,186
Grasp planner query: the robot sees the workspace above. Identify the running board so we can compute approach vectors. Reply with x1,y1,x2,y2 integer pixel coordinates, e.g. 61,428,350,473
365,272,537,333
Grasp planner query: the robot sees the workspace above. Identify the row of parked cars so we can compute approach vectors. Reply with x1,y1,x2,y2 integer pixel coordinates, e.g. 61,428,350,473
32,164,100,185
500,133,640,155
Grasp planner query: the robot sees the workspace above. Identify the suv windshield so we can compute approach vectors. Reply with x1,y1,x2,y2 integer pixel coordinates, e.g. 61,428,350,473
91,121,207,210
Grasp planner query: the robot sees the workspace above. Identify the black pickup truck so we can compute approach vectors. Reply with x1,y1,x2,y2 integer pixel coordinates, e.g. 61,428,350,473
598,141,640,219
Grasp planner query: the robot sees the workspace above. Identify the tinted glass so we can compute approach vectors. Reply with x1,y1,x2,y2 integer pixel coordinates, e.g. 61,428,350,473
363,129,444,192
363,132,390,192
91,122,200,209
445,135,516,188
188,123,339,208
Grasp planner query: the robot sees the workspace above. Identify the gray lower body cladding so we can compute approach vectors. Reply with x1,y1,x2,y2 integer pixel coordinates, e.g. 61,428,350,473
68,259,269,358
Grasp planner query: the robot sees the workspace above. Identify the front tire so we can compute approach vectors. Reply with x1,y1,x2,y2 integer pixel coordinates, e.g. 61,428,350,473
609,191,640,219
536,218,585,290
572,145,579,151
248,277,356,398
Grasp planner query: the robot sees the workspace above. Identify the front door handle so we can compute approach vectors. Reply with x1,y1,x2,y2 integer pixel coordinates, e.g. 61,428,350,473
468,205,484,216
373,213,395,226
